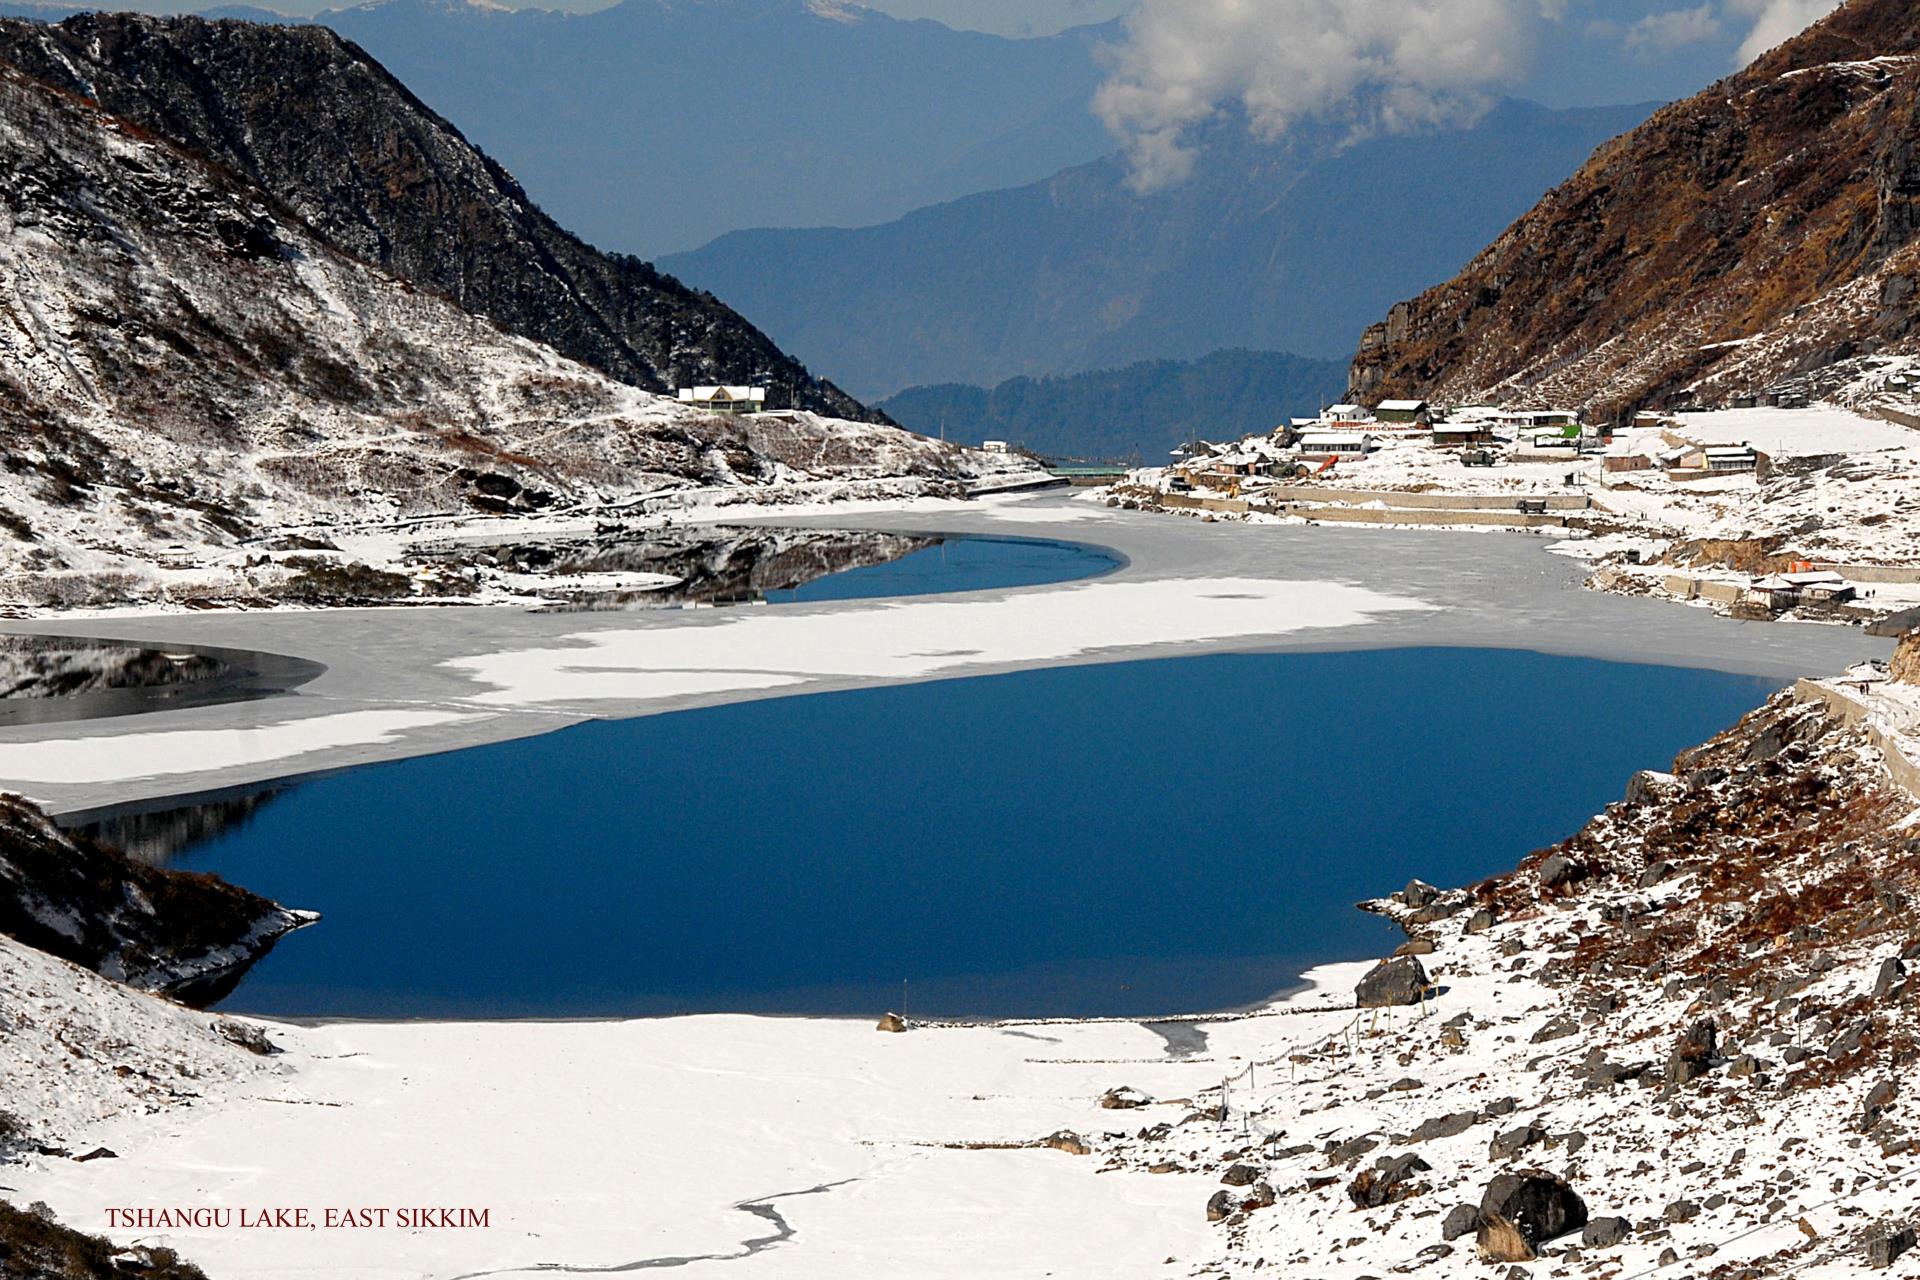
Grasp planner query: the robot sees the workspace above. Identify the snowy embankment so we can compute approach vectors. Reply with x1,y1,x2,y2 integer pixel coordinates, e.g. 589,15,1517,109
4,689,1916,1277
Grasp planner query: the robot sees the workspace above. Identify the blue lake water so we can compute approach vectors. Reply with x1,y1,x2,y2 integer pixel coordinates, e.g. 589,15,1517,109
142,649,1776,1021
766,533,1121,603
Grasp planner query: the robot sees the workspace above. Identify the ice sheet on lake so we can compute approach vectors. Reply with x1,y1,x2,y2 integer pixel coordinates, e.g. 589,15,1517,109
446,576,1439,706
0,709,486,785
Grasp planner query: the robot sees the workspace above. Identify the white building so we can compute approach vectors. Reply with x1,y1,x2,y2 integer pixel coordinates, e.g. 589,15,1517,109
677,386,768,414
1298,432,1381,458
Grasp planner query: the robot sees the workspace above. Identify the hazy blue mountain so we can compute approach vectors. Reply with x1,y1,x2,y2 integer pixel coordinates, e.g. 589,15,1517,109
663,99,1658,398
877,349,1348,463
314,0,1118,255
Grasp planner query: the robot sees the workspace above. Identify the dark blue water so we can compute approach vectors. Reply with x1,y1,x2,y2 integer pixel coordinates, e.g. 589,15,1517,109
767,534,1120,603
158,650,1774,1021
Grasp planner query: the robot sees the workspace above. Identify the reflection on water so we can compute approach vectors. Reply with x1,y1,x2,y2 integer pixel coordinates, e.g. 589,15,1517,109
0,638,321,727
418,526,1118,608
75,788,284,867
139,650,1777,1022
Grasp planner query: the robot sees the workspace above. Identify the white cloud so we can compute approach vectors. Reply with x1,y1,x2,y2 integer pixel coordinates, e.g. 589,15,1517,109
1093,0,1546,192
1726,0,1843,63
1624,4,1723,53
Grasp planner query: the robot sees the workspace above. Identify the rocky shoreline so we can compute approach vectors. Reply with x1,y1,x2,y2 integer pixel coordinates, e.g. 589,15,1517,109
995,686,1920,1275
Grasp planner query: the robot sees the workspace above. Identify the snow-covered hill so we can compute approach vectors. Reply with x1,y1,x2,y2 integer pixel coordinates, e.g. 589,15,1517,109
0,61,1035,609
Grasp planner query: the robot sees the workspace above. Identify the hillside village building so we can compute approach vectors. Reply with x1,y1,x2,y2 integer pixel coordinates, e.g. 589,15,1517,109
676,386,768,414
1375,399,1431,425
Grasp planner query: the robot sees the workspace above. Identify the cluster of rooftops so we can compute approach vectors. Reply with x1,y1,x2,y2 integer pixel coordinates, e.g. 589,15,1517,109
1171,400,1765,478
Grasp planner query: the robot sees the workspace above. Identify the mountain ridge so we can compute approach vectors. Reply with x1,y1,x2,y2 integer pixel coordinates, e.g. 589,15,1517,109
661,99,1659,400
877,350,1349,462
0,36,1023,608
1348,0,1920,416
310,0,1122,255
0,11,880,421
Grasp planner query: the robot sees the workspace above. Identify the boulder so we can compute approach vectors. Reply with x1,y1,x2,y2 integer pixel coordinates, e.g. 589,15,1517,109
1409,1111,1480,1143
1476,1171,1588,1262
1873,957,1906,1000
1099,1086,1151,1110
1396,937,1437,957
1402,879,1440,907
1538,853,1585,890
1221,1163,1262,1187
1626,770,1676,805
1355,955,1430,1008
1328,1134,1382,1164
1665,1018,1718,1085
1868,1225,1916,1269
1205,1189,1235,1223
1582,1216,1632,1248
1638,860,1677,888
1861,1078,1899,1131
1530,1016,1578,1044
1466,908,1496,935
1442,1203,1481,1241
876,1012,908,1033
1348,1153,1431,1209
1041,1130,1090,1156
1489,1125,1547,1160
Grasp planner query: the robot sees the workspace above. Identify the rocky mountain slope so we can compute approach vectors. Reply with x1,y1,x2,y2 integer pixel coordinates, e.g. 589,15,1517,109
0,52,1025,608
662,101,1654,399
0,12,877,422
0,792,311,1002
1350,0,1920,417
1081,686,1919,1274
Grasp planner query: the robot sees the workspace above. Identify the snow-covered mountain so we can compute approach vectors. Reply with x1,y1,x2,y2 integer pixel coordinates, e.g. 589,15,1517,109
0,12,878,422
0,40,1029,608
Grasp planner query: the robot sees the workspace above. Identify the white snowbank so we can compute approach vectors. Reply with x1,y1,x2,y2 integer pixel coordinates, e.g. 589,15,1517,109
11,1002,1242,1278
447,576,1439,706
0,709,485,785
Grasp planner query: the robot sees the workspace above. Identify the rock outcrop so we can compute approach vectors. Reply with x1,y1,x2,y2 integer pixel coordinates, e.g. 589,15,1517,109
0,792,309,1003
1893,630,1920,685
1350,0,1920,416
1475,1171,1587,1262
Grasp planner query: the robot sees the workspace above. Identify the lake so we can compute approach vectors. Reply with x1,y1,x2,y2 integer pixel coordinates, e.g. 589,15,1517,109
117,649,1777,1021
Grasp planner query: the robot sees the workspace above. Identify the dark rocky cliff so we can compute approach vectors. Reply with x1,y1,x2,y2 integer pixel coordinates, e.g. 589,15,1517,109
1349,0,1920,417
0,12,880,421
0,793,310,1004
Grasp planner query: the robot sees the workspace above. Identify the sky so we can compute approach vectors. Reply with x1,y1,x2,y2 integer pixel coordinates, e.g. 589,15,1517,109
24,0,1842,189
1095,0,1842,188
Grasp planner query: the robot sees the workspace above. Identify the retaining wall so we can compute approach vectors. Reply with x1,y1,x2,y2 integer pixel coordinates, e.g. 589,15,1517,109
1268,485,1591,511
1794,679,1920,799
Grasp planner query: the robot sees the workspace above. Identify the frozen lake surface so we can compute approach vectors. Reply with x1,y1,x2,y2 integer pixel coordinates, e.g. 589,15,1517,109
118,648,1775,1020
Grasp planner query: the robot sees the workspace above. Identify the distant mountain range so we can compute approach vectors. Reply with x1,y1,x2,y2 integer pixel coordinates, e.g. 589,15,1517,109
878,350,1348,462
661,99,1658,400
308,0,1120,257
1351,0,1920,418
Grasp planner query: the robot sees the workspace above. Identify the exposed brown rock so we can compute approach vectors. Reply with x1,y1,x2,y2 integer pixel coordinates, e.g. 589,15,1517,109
1892,629,1920,685
1349,0,1920,415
